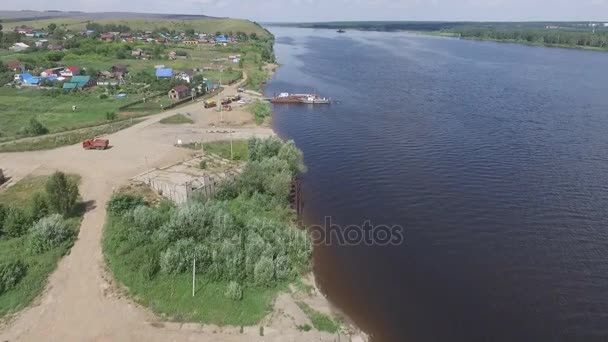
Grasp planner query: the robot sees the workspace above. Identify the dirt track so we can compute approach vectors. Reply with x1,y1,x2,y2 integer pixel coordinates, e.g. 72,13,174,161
0,81,342,341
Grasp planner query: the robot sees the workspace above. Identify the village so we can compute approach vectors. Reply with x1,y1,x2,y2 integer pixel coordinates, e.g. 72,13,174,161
0,19,274,144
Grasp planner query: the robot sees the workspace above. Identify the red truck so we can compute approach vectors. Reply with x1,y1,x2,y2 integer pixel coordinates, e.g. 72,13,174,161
82,138,109,150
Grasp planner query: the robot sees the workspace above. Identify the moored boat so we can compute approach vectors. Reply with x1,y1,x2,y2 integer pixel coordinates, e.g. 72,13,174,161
270,92,311,103
301,95,331,104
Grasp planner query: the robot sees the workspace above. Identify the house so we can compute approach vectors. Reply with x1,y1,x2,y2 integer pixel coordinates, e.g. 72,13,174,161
156,38,168,43
110,64,129,77
5,60,24,72
19,73,40,86
156,68,173,78
215,36,229,43
14,27,35,35
168,85,190,102
9,43,30,52
60,66,80,77
33,31,46,38
178,69,195,83
131,48,143,57
35,39,49,48
183,40,198,45
119,32,132,39
48,44,63,51
62,76,93,90
96,71,121,86
100,33,114,42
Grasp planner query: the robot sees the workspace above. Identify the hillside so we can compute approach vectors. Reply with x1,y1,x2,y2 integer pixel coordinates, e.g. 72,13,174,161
0,11,269,36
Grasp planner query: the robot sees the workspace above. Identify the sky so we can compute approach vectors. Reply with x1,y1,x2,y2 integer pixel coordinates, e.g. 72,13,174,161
2,0,608,22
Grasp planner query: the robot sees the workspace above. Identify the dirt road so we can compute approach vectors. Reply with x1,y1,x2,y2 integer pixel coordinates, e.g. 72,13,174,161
0,81,340,341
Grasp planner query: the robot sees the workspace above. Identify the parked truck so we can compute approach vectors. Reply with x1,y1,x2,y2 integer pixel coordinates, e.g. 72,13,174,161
204,100,217,108
82,138,109,150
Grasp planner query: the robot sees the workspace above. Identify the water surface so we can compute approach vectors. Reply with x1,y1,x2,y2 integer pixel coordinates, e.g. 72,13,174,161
266,27,608,342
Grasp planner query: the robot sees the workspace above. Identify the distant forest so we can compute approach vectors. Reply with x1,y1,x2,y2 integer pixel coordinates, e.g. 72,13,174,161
275,21,608,50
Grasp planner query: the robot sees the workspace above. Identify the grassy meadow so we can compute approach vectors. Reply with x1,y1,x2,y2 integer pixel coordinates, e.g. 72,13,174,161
0,87,149,138
1,18,269,37
0,174,83,319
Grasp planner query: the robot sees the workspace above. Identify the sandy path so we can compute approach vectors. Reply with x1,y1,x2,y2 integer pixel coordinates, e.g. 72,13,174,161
0,81,337,341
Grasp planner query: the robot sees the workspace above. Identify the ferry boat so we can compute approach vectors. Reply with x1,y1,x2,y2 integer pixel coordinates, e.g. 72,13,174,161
301,95,331,104
337,29,346,33
270,92,310,103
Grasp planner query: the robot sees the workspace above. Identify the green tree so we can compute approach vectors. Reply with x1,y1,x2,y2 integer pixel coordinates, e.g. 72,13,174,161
47,23,57,33
29,192,49,222
3,207,30,238
45,172,79,217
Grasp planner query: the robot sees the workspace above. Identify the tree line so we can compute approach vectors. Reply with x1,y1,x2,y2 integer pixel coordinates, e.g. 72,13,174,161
446,28,608,49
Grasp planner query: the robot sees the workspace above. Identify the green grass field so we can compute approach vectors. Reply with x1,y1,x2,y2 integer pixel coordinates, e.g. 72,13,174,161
202,139,249,161
0,88,152,139
0,175,83,319
159,113,194,124
296,301,339,333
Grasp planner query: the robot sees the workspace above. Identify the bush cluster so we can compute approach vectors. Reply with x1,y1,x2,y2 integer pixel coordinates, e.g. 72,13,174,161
29,214,74,254
107,137,311,295
0,172,78,256
0,261,27,295
107,193,148,215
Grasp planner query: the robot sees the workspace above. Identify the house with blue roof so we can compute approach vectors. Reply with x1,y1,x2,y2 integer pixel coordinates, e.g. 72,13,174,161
156,68,173,78
215,36,229,43
20,73,40,86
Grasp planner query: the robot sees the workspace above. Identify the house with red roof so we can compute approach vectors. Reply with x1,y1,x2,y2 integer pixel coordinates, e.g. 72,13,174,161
100,33,114,42
60,66,80,77
4,60,24,72
168,85,190,102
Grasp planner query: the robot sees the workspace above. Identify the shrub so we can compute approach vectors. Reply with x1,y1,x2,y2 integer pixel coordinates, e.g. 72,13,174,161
214,179,239,201
26,118,49,136
156,202,208,243
253,256,274,287
199,160,207,169
248,100,272,125
46,172,79,216
107,193,147,215
0,204,7,237
141,253,160,280
225,281,243,301
29,192,49,222
274,255,291,280
99,94,109,99
248,136,282,162
3,207,30,238
0,261,27,294
160,239,208,274
30,214,74,254
278,140,306,175
105,111,117,120
127,205,165,232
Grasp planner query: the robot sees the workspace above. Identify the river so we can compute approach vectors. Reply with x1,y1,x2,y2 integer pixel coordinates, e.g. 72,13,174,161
264,27,608,342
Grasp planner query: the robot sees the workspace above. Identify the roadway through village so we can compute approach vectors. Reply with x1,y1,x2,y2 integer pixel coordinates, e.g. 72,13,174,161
0,79,341,341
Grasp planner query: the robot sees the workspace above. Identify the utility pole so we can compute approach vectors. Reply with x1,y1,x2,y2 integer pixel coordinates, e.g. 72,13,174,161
192,257,196,297
219,68,223,122
230,131,234,160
